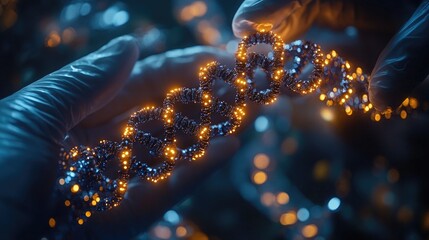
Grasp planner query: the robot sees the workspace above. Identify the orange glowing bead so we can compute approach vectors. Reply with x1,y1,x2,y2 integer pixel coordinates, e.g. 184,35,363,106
253,171,267,185
400,110,407,119
71,184,79,193
176,226,187,237
48,218,56,228
374,113,381,122
280,211,297,225
276,192,290,205
253,154,270,169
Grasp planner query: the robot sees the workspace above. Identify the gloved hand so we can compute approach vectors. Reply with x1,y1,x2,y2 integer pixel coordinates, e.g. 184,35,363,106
0,35,240,239
232,0,429,111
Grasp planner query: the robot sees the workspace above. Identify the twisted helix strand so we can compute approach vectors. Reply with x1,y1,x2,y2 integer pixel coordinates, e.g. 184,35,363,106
56,30,417,225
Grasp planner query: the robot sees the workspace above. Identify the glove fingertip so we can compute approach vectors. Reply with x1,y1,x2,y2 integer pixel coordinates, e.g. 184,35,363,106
98,35,140,55
369,73,408,112
232,18,258,38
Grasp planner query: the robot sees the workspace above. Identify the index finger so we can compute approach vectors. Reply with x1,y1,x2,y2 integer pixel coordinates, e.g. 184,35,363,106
369,0,429,111
232,0,319,42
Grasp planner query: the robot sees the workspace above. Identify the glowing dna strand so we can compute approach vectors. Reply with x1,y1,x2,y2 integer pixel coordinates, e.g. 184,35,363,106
55,30,417,225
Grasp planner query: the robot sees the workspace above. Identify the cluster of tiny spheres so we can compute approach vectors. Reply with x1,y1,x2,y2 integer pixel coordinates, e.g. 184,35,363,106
52,30,419,228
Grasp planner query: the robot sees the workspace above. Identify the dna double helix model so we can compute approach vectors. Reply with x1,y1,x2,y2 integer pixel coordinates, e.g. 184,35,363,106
55,30,417,225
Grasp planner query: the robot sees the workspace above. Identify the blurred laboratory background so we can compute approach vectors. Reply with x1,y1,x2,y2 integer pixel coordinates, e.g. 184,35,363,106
1,0,429,239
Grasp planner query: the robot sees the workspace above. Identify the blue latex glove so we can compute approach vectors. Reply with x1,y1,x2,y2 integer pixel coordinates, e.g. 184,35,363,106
233,0,429,111
0,36,240,239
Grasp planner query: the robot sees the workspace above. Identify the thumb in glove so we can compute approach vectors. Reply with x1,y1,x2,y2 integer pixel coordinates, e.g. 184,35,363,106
0,35,139,238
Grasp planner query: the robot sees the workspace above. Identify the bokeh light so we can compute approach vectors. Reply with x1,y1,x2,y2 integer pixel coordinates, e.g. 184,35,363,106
327,197,341,211
297,208,310,222
255,116,269,132
253,153,270,169
280,211,297,226
253,171,267,185
302,224,318,238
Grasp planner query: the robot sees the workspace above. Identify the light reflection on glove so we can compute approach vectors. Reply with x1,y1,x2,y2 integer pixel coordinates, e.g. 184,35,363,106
0,35,240,239
233,0,429,111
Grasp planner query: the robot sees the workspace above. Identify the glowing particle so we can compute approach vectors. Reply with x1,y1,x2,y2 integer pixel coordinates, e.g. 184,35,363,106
48,218,56,228
112,11,129,27
345,62,351,69
320,108,334,122
58,178,65,185
254,116,269,132
276,192,289,205
176,226,187,237
280,211,297,225
374,113,381,122
409,98,418,109
297,208,310,221
328,197,341,211
253,171,267,185
164,210,180,224
45,31,61,47
253,154,270,169
402,98,409,107
385,111,391,119
345,106,353,116
261,192,276,206
71,184,79,193
363,106,371,113
302,224,318,238
356,67,363,75
400,110,407,119
154,225,172,239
